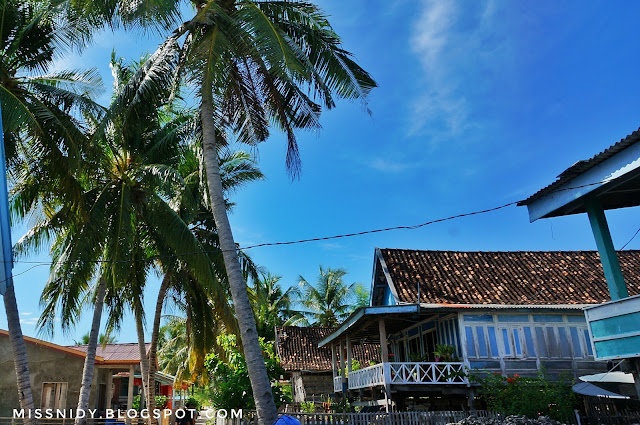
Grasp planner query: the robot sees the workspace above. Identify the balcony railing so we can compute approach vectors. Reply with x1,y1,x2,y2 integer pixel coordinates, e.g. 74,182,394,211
333,375,343,393
387,362,467,385
335,362,467,391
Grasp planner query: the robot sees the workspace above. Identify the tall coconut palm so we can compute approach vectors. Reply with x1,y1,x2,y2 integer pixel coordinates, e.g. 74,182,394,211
174,4,376,423
2,1,102,422
294,266,361,327
145,147,264,408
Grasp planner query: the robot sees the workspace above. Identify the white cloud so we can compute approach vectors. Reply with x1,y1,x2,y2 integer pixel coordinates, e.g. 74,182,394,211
367,158,422,174
20,318,38,326
20,312,32,316
408,0,507,140
319,242,343,251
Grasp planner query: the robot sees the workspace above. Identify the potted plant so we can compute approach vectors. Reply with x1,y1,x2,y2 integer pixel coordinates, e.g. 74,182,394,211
433,344,457,362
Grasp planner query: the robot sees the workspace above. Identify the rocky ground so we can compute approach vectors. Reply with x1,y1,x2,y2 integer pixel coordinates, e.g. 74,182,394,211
448,415,567,425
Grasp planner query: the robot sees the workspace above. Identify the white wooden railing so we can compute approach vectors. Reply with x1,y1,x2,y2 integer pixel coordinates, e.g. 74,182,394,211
387,362,467,385
347,363,385,389
339,362,467,390
333,375,343,392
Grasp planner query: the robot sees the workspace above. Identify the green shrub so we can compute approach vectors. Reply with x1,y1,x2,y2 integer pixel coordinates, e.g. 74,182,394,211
185,397,200,410
300,401,315,413
132,394,169,410
473,371,577,423
204,334,292,410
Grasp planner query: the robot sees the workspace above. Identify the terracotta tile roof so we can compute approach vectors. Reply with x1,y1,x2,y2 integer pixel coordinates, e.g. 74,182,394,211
519,127,640,205
68,342,151,364
379,249,640,305
276,326,380,371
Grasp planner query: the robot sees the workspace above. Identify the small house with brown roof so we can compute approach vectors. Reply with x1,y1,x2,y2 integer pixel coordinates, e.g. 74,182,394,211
69,342,175,412
275,326,379,403
0,331,175,417
319,248,640,411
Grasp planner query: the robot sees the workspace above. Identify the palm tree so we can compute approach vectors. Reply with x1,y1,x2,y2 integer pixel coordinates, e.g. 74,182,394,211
157,317,190,381
175,4,376,423
145,147,264,406
13,47,214,425
250,272,302,341
71,3,376,423
2,1,102,422
354,283,370,308
294,266,362,327
76,332,117,345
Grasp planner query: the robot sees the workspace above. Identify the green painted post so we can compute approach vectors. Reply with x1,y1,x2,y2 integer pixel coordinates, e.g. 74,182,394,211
586,198,629,301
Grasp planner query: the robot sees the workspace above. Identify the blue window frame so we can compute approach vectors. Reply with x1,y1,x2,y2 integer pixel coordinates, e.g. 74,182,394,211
535,327,548,357
523,327,536,357
584,329,594,356
487,326,499,357
465,326,476,357
570,327,583,358
501,328,512,357
476,327,488,357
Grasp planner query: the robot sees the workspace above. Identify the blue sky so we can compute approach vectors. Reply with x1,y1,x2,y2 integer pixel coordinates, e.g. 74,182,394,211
3,0,640,345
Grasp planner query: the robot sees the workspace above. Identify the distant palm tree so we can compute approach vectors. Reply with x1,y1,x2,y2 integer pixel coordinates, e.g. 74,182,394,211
294,267,363,327
250,272,303,341
77,332,117,345
354,283,370,308
157,317,190,382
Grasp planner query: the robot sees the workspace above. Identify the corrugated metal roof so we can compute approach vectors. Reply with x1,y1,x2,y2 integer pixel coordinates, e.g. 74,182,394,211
68,342,150,363
519,127,640,206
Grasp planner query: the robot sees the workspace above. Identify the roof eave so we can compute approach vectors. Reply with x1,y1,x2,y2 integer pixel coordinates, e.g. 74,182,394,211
419,303,592,310
318,304,420,347
521,131,640,221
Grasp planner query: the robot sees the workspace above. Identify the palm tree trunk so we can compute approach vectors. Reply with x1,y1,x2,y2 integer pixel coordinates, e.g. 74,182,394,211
75,278,107,425
146,274,170,425
200,81,278,425
3,280,38,425
134,304,152,423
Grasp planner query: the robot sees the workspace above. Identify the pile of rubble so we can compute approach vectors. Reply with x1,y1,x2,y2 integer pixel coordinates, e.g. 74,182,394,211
448,415,566,425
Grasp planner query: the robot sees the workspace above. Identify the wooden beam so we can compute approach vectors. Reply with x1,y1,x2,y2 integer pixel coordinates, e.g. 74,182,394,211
379,319,388,362
346,335,352,397
339,339,346,394
105,369,114,411
331,343,337,378
586,198,629,300
346,334,353,374
126,366,134,424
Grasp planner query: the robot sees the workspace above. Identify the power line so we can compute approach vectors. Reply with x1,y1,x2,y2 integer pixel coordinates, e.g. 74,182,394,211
620,226,640,250
0,177,625,275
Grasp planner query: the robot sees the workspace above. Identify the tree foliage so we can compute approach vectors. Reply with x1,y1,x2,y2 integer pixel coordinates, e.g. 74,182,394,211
249,272,303,340
203,334,291,410
294,266,366,326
